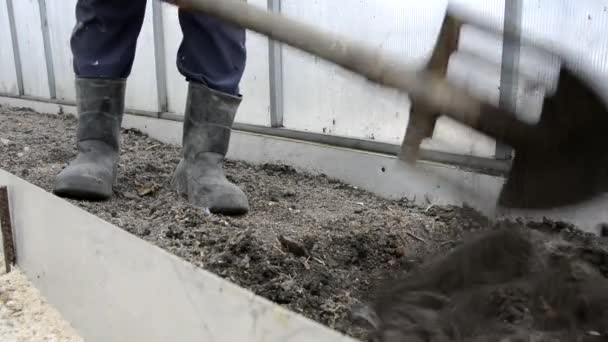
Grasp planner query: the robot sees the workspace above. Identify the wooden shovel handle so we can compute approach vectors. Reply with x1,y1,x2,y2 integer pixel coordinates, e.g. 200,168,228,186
163,0,537,148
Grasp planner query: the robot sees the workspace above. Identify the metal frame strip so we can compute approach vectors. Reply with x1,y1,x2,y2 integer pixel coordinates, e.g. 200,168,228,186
152,0,168,113
495,0,522,160
267,0,284,127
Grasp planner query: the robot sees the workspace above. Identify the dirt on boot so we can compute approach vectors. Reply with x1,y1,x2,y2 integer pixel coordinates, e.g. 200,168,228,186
3,107,608,341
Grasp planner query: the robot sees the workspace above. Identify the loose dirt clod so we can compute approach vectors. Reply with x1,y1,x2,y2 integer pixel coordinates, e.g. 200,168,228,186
3,107,608,341
278,235,310,257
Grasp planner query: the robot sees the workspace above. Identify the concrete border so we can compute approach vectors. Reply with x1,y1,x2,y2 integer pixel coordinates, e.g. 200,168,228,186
0,169,356,342
1,96,607,233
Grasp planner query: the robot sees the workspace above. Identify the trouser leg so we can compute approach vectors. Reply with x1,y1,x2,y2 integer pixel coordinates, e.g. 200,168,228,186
71,0,147,78
176,10,247,95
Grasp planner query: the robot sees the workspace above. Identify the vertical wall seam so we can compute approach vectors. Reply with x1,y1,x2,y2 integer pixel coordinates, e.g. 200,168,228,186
6,0,24,96
495,0,522,160
268,0,284,128
38,0,56,99
152,0,168,114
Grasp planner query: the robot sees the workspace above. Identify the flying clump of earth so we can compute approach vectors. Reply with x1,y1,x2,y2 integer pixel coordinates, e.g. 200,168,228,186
360,226,608,342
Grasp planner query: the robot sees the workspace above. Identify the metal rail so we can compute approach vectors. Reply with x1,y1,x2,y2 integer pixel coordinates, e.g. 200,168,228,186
495,0,522,160
267,0,284,128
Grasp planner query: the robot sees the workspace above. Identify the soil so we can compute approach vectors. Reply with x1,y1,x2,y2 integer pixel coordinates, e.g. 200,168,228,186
2,106,608,341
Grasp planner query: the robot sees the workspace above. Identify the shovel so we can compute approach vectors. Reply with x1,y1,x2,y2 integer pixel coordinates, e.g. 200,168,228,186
162,0,608,209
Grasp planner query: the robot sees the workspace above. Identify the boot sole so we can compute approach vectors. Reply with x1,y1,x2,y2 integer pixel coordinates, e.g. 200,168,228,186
53,176,112,201
209,206,249,216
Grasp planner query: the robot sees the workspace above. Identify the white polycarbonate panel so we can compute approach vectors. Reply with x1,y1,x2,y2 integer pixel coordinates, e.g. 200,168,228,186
12,0,49,98
280,0,608,157
0,0,18,95
5,0,608,159
281,0,448,145
162,3,186,114
558,0,608,97
45,0,77,102
125,1,160,112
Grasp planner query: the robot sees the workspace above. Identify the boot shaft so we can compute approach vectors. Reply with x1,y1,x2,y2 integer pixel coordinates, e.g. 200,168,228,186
75,78,126,150
182,82,242,159
53,78,126,200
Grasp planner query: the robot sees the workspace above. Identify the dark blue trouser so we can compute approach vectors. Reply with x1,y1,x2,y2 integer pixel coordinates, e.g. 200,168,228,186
71,0,246,95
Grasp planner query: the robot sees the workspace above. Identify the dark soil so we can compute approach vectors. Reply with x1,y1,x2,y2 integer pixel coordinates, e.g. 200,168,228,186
2,107,608,341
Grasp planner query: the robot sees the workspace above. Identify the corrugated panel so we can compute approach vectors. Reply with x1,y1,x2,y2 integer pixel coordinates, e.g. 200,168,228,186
432,0,608,156
4,0,608,160
280,0,608,157
0,0,18,95
280,0,448,146
161,0,271,126
279,0,519,157
12,0,49,98
281,0,508,156
45,0,77,102
125,1,159,113
427,0,561,156
558,0,608,96
239,27,271,127
450,0,563,106
239,0,271,126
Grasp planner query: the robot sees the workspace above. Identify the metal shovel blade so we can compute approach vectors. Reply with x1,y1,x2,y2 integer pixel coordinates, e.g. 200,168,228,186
498,66,608,209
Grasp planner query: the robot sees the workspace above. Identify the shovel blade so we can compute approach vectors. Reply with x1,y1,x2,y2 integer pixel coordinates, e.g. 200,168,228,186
498,67,608,209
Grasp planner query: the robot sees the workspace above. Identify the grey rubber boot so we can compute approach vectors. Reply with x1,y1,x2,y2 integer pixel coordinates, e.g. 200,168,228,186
53,78,126,200
171,82,249,215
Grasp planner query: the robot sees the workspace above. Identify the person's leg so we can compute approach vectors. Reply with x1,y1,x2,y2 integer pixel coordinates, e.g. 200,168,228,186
171,11,249,215
176,10,246,95
54,0,147,199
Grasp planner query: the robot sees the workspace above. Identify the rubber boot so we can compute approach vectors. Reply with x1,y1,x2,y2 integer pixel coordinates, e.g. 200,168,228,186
53,78,126,200
171,82,249,215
